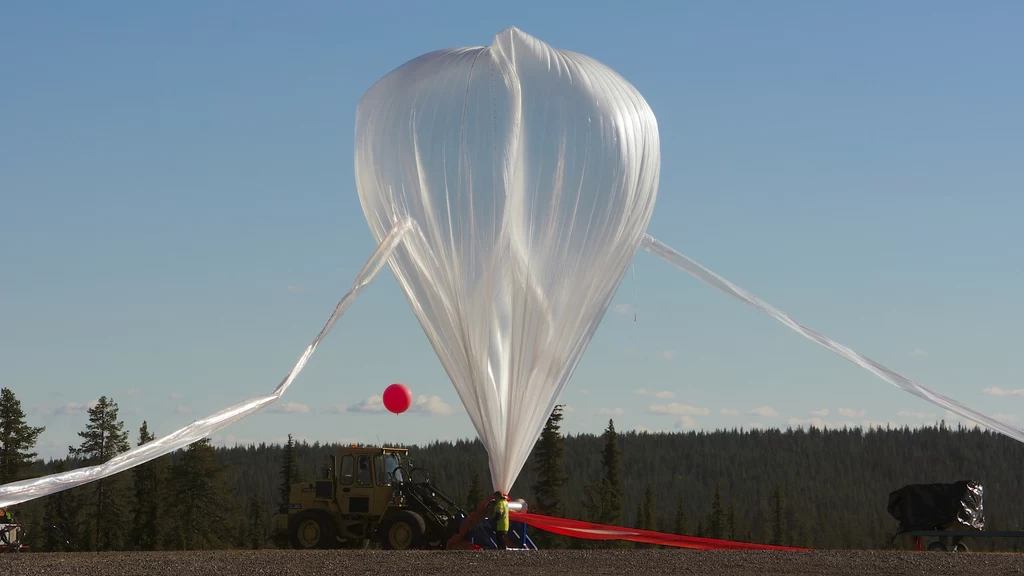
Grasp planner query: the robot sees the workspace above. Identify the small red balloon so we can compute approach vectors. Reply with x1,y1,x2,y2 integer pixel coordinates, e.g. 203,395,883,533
383,383,413,414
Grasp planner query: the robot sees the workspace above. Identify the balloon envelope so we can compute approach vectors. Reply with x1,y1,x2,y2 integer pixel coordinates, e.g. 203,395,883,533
383,383,413,414
355,27,659,491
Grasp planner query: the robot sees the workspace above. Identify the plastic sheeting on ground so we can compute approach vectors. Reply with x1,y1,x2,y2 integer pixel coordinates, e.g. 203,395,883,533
0,219,413,509
511,512,809,551
887,480,985,533
354,26,660,493
641,234,1024,443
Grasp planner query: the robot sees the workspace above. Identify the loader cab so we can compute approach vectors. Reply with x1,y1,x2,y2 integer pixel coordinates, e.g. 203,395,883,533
335,447,407,517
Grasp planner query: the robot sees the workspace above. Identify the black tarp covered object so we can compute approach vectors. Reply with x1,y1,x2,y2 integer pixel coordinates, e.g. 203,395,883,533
887,480,985,532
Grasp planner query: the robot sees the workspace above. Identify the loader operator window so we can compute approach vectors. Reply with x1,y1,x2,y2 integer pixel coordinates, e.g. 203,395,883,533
378,453,402,485
340,455,354,486
357,455,372,486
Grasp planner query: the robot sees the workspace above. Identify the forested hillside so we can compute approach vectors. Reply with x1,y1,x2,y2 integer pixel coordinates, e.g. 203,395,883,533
12,416,1024,552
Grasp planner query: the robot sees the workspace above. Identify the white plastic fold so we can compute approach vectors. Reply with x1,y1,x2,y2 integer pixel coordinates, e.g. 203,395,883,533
0,218,413,509
641,233,1024,442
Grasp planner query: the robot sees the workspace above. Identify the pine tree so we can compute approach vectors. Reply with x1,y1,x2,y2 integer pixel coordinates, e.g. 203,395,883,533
248,491,265,549
235,519,248,549
69,396,130,551
632,503,645,549
642,484,655,531
277,434,298,514
726,503,737,540
466,471,483,510
598,419,623,525
165,439,236,550
130,421,162,550
41,461,79,551
708,484,724,539
531,405,568,517
630,484,656,549
674,498,688,535
772,486,786,546
0,387,45,484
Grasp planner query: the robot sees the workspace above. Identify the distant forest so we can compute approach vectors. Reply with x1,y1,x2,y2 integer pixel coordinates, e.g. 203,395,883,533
5,387,1024,552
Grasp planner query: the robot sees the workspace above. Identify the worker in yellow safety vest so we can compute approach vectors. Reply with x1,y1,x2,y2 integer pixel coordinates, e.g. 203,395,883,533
490,491,509,549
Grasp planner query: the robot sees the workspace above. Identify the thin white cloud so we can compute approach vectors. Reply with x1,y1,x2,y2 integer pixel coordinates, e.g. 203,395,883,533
170,393,184,401
347,394,456,416
174,405,192,415
649,403,711,416
984,387,1024,397
598,407,625,416
285,285,305,293
788,416,861,429
747,422,766,430
661,350,676,361
838,408,866,418
811,408,829,417
720,408,739,416
994,413,1017,422
789,416,830,428
408,395,456,416
896,410,936,420
613,304,632,315
633,388,675,400
942,410,985,430
52,401,97,416
862,419,900,430
561,405,577,414
272,434,313,445
213,434,259,447
349,395,386,413
125,388,143,397
910,348,928,357
577,388,592,396
321,404,349,414
748,406,779,418
34,439,65,460
675,416,697,429
268,402,310,414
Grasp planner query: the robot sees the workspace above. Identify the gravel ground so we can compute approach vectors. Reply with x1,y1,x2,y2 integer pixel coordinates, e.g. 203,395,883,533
4,549,1024,576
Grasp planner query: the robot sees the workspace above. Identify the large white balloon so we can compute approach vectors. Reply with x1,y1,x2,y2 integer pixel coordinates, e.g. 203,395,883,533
355,27,660,492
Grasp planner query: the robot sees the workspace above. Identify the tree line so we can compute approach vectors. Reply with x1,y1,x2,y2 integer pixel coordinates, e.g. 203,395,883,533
4,387,1024,551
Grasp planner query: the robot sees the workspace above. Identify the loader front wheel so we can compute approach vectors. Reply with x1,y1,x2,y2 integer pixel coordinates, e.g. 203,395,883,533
289,510,337,550
378,510,426,550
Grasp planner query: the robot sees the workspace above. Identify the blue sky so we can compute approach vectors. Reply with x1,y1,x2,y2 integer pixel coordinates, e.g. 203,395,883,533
2,1,1022,460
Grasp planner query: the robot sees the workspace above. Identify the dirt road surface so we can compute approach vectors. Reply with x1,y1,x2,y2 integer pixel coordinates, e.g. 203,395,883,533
4,549,1024,575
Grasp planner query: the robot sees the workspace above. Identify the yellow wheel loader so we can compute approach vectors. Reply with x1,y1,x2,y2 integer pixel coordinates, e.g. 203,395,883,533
273,446,472,550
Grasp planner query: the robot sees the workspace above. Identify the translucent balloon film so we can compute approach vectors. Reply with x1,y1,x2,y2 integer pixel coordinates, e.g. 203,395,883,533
642,234,1024,443
0,219,412,508
355,27,660,492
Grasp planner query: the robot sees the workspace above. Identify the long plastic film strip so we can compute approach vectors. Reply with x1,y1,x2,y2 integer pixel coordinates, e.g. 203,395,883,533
641,234,1024,443
0,218,414,509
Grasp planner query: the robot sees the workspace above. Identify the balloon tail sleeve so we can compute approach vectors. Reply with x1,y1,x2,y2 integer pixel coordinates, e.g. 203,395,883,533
0,217,414,509
640,233,1024,443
